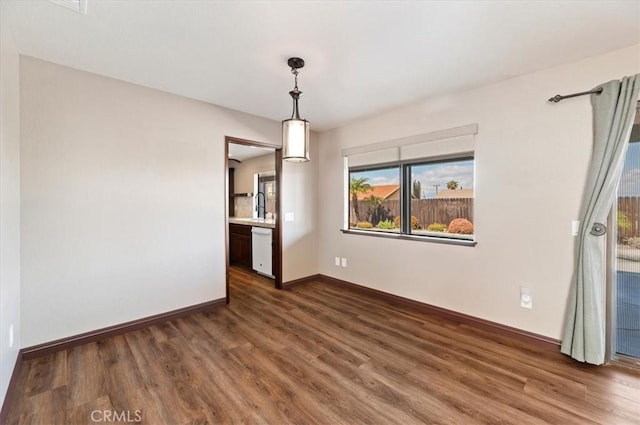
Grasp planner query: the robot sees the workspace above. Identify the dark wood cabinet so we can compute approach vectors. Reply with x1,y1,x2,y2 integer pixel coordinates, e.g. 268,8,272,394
229,224,252,269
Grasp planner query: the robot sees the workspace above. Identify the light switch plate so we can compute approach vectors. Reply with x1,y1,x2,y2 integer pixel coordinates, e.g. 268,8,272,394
520,287,532,309
285,212,295,222
571,220,580,236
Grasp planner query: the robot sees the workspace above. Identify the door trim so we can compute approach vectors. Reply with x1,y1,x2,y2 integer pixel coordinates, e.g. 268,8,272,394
608,211,640,367
225,136,283,303
606,209,616,362
607,154,640,369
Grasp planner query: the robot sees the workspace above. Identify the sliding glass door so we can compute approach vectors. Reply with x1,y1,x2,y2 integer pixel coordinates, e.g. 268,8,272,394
611,105,640,364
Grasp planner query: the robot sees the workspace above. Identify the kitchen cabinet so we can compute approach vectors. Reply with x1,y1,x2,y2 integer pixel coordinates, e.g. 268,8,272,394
229,223,252,269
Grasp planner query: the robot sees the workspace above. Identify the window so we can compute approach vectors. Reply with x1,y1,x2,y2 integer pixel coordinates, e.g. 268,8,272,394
407,158,474,240
349,166,401,232
348,157,474,241
343,125,477,244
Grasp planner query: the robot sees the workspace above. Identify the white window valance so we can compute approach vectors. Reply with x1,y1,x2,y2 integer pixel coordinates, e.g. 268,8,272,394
343,123,477,167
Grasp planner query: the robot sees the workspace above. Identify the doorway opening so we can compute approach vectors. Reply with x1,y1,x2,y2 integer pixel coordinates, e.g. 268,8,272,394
225,136,283,304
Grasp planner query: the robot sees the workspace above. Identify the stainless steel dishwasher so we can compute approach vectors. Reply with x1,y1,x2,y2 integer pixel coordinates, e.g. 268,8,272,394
251,227,273,278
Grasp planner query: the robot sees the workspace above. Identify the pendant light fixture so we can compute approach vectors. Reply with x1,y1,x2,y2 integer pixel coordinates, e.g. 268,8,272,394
282,57,310,162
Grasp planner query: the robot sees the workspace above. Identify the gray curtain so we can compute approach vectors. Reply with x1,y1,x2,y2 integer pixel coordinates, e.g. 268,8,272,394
561,75,640,365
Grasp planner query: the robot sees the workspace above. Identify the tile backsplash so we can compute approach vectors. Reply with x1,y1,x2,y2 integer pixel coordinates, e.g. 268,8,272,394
233,196,276,218
234,197,253,218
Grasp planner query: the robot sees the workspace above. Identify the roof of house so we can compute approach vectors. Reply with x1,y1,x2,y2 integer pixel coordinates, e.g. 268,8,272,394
356,185,399,200
435,189,474,199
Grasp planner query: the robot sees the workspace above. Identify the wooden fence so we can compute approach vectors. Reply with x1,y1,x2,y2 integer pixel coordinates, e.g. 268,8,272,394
618,196,640,239
353,198,473,227
353,196,640,234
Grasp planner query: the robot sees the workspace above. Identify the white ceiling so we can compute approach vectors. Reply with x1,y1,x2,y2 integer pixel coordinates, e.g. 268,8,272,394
2,1,639,131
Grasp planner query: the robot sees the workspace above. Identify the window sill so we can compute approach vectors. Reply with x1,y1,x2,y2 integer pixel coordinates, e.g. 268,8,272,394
340,229,477,246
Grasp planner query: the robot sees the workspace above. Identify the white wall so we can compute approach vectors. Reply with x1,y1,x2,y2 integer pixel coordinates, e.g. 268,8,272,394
318,45,640,340
232,152,275,194
282,133,319,282
20,56,317,347
0,12,21,406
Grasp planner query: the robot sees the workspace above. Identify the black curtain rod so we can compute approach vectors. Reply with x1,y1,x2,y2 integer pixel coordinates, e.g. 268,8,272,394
548,87,603,103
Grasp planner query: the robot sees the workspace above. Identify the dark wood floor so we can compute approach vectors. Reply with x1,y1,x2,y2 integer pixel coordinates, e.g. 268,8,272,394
4,267,640,424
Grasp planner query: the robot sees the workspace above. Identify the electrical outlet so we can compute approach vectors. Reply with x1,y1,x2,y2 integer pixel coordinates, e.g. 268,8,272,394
335,257,340,266
341,257,347,267
9,324,14,348
520,287,532,309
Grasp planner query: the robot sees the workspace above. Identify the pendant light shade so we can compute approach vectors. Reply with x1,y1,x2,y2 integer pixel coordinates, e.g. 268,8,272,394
282,57,310,162
282,118,310,162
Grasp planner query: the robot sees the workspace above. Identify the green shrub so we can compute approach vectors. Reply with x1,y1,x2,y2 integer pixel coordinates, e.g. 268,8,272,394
376,219,395,229
393,216,421,230
618,211,632,231
356,221,373,229
447,218,474,234
426,222,447,232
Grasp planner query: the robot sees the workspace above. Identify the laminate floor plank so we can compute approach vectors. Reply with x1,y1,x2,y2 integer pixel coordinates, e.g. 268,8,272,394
177,333,260,424
229,291,368,366
345,297,637,408
358,359,484,425
124,328,203,425
350,294,640,423
4,268,640,424
67,343,108,408
21,351,66,399
216,300,387,424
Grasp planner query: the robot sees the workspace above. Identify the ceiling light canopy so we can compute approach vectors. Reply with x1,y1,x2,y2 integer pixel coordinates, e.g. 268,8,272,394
282,57,310,162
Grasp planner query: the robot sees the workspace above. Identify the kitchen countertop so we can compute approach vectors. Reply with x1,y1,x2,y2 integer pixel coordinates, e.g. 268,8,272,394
229,217,276,229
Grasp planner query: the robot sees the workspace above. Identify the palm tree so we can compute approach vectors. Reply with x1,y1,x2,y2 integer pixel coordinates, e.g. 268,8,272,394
412,180,422,199
446,180,459,190
350,177,372,223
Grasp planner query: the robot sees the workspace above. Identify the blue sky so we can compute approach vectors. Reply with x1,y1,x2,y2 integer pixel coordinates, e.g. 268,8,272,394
619,142,640,197
352,140,640,199
351,159,474,199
